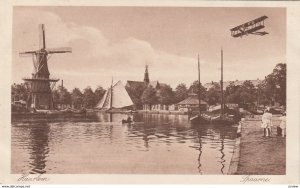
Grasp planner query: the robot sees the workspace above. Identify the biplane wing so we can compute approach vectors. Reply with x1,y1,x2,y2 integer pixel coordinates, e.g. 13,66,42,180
230,15,268,38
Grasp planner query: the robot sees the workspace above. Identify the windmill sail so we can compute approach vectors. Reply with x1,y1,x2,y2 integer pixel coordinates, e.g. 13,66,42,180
96,80,133,109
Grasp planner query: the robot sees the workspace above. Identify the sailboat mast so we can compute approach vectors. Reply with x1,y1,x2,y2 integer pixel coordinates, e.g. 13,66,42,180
198,54,201,116
221,47,224,116
110,77,113,109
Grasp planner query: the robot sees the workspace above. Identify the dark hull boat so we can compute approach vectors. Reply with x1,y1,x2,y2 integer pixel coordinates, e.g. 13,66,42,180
190,114,236,125
190,48,239,126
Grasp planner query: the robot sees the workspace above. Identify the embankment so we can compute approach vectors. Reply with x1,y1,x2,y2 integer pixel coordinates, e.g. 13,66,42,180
228,116,286,175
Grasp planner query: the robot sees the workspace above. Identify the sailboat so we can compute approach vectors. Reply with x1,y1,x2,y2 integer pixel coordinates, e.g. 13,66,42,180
190,49,237,125
189,55,210,124
211,48,237,124
96,80,134,112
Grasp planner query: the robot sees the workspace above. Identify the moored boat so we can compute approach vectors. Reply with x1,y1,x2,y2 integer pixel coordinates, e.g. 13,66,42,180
190,50,239,125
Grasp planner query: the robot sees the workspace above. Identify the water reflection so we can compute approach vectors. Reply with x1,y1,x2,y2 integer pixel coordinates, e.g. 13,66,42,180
12,113,237,174
29,122,50,174
195,127,203,174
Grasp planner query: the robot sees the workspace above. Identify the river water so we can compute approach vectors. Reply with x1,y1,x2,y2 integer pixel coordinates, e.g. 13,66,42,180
11,112,237,174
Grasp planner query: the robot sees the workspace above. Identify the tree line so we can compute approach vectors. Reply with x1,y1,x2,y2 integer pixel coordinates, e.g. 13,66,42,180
11,85,106,109
126,63,286,109
11,63,286,109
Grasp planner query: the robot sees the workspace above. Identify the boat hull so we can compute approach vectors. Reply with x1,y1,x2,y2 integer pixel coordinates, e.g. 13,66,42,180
190,114,237,125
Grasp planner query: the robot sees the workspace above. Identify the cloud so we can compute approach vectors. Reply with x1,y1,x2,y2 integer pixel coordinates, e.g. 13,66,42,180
13,9,204,90
14,8,282,91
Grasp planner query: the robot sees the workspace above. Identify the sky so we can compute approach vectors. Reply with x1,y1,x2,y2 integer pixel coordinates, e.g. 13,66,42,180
12,6,286,91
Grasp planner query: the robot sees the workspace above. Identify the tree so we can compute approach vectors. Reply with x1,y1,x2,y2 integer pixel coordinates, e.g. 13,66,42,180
141,85,157,108
174,83,188,103
58,86,71,105
256,81,269,106
188,80,207,100
261,63,286,106
94,86,106,103
49,86,71,109
225,82,242,104
240,80,256,105
224,80,256,108
157,84,174,105
11,83,30,102
83,86,96,108
71,88,83,109
52,89,60,106
206,82,221,105
270,63,286,105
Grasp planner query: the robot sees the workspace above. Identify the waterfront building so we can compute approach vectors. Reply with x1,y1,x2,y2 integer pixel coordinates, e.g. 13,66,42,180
126,65,162,89
126,65,168,110
142,104,176,111
176,93,208,112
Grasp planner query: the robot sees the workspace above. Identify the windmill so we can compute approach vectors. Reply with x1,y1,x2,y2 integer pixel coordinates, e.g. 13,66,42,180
20,24,72,110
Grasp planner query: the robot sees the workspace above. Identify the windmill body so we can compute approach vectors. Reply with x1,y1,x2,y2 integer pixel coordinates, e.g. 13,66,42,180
20,24,72,110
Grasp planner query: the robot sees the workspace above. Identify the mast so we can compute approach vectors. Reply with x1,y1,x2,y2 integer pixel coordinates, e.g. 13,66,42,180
198,54,201,117
110,77,113,109
221,47,224,116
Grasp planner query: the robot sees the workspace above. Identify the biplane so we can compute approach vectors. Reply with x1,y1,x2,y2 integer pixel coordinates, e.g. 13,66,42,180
230,15,269,38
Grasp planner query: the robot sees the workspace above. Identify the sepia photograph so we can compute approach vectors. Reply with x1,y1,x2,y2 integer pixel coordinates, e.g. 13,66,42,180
10,6,287,175
0,1,299,185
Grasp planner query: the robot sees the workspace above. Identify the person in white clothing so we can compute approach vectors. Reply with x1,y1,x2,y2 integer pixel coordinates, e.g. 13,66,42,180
261,109,272,137
279,112,286,137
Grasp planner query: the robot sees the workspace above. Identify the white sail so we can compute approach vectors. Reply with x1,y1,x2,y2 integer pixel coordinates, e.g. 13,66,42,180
95,87,111,109
96,80,133,109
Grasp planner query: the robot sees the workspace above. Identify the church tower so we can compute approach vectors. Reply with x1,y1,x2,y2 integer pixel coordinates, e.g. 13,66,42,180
144,65,150,84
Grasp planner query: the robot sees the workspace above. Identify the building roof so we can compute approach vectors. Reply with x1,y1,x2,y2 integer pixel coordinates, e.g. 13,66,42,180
203,79,263,90
177,96,207,105
126,81,145,88
126,80,161,89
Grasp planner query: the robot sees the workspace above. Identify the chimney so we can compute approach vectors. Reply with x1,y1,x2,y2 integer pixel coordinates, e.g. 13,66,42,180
61,80,64,88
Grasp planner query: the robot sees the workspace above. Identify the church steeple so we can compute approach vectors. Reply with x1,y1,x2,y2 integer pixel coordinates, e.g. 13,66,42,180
144,65,150,84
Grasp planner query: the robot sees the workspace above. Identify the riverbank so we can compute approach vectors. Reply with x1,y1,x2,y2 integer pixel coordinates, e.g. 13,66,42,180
229,116,286,174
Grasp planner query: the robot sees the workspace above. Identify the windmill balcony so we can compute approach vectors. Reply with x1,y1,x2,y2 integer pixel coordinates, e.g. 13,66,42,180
23,77,59,82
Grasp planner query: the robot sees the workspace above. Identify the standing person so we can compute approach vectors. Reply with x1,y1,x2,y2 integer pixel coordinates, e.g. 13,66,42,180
279,112,286,137
261,109,272,137
127,115,132,124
